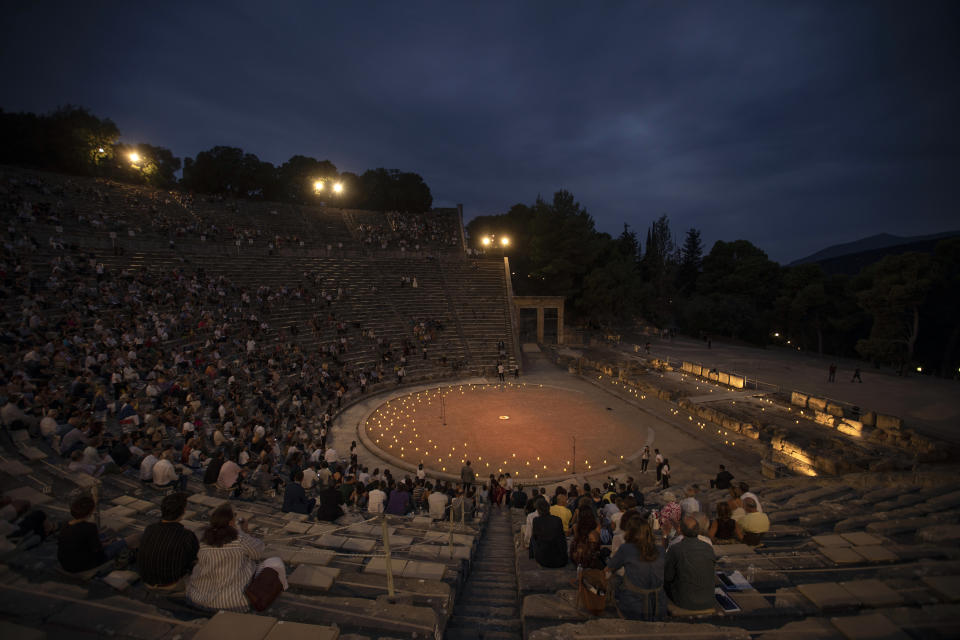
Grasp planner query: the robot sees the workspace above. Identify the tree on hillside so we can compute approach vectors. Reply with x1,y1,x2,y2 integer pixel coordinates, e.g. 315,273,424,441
855,252,936,372
113,143,181,188
182,146,276,197
276,155,338,203
687,240,780,342
676,228,703,294
358,168,433,213
528,190,604,301
0,106,120,175
639,215,677,327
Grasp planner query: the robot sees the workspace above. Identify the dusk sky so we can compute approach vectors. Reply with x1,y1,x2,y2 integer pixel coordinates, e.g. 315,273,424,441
2,1,957,263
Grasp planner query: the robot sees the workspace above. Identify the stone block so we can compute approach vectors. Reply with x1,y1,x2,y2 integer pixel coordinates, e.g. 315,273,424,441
826,402,845,417
821,546,864,564
408,544,440,559
718,372,730,386
814,534,851,547
193,611,277,640
402,560,446,581
838,580,904,608
282,521,313,534
728,375,745,389
917,524,960,543
922,575,960,602
3,486,52,505
290,549,336,566
815,411,837,427
111,495,137,506
791,392,809,407
861,411,877,427
760,617,845,639
808,397,827,412
18,447,46,461
307,523,338,536
411,516,433,527
840,532,882,546
692,364,703,376
288,564,340,591
316,534,347,549
830,612,908,639
852,546,898,563
364,557,408,576
875,414,902,432
0,620,47,640
262,620,339,640
341,537,376,553
797,582,861,611
0,460,32,476
716,544,756,557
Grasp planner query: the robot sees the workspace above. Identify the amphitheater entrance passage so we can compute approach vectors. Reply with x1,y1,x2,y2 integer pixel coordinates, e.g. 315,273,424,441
513,296,564,345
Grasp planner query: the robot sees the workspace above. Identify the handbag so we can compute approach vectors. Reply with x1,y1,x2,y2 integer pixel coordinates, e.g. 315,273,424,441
578,568,608,616
245,567,283,611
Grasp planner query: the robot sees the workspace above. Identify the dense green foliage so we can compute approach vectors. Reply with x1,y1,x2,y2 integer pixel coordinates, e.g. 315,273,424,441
0,106,432,212
468,192,960,376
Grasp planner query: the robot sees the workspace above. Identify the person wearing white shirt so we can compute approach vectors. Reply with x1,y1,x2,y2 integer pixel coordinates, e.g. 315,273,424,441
140,450,159,482
301,466,318,492
152,452,183,489
367,482,387,513
428,489,449,520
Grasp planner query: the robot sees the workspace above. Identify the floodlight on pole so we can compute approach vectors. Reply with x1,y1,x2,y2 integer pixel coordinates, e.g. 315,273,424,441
500,236,510,247
314,180,325,192
332,182,344,194
481,237,491,247
128,152,141,164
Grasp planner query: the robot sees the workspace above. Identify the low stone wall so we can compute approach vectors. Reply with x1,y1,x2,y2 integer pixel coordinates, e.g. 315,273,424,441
681,361,745,389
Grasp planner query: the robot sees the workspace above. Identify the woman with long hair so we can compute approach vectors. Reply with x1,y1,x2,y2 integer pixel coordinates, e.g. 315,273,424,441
709,501,738,542
569,503,605,570
605,516,666,620
187,503,286,611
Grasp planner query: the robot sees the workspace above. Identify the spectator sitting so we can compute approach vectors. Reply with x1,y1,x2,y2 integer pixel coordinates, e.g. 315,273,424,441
529,497,567,568
569,503,606,570
216,455,244,493
367,480,387,513
138,492,199,592
679,485,701,517
385,480,412,515
708,501,738,543
711,464,734,490
664,515,716,615
735,497,769,546
428,483,448,519
58,494,139,574
152,449,189,491
140,448,160,483
282,470,316,515
510,483,529,509
187,502,286,611
550,488,573,535
606,514,666,621
739,483,763,513
315,479,344,522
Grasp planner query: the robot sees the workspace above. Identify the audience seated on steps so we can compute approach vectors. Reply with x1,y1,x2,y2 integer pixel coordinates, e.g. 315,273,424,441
187,502,286,612
57,494,140,575
664,515,715,616
708,501,738,543
139,492,199,592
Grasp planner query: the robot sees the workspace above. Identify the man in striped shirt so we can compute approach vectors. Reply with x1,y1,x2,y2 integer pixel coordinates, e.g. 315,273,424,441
138,492,199,590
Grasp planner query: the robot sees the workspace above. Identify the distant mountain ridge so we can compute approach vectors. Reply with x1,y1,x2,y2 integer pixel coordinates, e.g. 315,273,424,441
790,230,960,268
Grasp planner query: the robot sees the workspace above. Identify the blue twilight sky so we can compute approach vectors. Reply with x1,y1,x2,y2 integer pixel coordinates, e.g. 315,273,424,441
1,1,957,263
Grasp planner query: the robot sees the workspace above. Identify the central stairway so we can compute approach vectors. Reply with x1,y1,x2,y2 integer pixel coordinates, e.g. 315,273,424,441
446,508,522,639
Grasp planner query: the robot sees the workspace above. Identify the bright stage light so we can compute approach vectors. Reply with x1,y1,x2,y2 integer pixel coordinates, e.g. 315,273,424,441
482,237,491,246
314,180,325,192
500,236,510,246
128,152,141,164
332,182,344,193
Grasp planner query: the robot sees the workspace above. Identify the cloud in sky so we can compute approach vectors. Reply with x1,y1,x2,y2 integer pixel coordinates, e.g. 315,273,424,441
1,0,957,262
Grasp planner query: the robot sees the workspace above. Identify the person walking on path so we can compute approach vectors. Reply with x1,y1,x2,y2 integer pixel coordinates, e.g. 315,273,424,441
655,449,664,482
641,446,650,473
661,459,671,490
851,368,862,383
828,364,837,382
497,362,505,382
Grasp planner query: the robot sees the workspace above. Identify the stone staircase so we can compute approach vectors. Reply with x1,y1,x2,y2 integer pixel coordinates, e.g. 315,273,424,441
446,508,522,639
